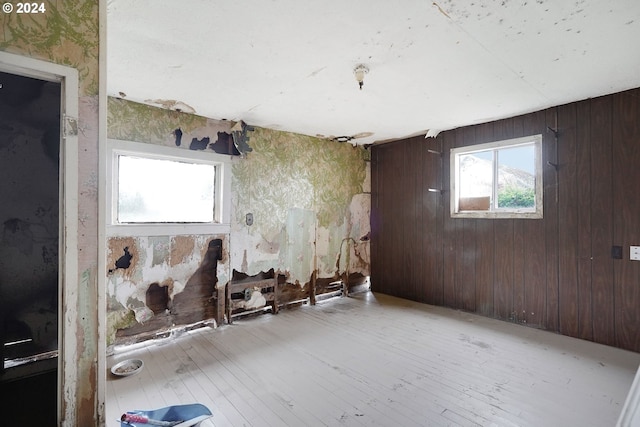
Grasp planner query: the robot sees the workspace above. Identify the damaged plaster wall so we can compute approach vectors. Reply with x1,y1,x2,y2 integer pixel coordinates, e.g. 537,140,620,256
106,234,228,345
1,1,100,425
108,97,209,144
106,98,234,347
106,98,371,344
231,128,370,287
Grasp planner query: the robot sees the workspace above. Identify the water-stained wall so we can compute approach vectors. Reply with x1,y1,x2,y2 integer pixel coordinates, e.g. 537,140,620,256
107,98,234,347
1,1,100,425
231,128,371,294
106,99,371,346
106,234,228,345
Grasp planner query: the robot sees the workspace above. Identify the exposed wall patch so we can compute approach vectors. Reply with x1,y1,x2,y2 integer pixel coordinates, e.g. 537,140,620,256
174,128,183,146
146,282,169,314
171,238,223,325
209,131,240,155
231,120,254,156
189,136,210,150
170,235,196,268
108,246,133,274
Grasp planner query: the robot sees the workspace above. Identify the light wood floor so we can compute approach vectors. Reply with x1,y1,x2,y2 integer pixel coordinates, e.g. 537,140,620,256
106,292,640,426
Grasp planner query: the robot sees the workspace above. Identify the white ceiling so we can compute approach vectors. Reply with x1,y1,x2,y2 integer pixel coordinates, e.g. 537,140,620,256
107,0,640,146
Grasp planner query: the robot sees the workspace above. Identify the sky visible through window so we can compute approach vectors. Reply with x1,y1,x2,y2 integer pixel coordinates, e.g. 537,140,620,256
117,155,215,223
472,145,534,174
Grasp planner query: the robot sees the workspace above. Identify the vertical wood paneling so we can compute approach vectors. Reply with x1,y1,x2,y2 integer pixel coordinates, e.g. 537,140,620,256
511,115,526,324
575,100,593,341
398,142,410,298
522,112,546,328
423,135,443,305
612,89,640,352
372,145,386,295
411,137,425,303
461,217,476,311
377,145,393,296
493,119,515,321
460,127,477,312
373,143,400,296
388,144,405,297
590,95,615,347
402,137,420,301
442,131,456,308
370,147,380,292
544,108,560,332
370,88,640,353
474,122,495,316
557,104,580,337
435,136,445,306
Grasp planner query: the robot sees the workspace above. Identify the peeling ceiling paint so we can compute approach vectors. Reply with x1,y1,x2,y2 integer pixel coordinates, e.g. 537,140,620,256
107,0,640,145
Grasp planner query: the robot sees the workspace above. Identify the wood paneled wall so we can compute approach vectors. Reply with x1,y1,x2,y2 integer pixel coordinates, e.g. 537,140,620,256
371,88,640,353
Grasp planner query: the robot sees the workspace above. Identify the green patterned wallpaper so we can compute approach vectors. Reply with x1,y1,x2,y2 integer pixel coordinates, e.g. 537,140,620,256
1,1,100,422
108,97,208,144
0,0,99,95
231,127,369,283
106,97,370,344
233,128,366,236
107,100,367,241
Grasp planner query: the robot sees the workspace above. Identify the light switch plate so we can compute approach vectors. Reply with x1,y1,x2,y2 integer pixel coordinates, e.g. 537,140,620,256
631,246,640,261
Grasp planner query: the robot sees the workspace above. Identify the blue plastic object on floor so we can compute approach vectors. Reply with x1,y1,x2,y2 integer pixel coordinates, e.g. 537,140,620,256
120,403,212,427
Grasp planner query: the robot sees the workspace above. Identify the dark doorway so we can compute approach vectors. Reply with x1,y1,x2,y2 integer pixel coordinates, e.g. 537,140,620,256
0,70,60,423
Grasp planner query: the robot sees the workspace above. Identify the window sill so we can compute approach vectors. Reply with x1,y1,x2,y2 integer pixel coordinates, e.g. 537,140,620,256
106,223,231,237
451,210,542,219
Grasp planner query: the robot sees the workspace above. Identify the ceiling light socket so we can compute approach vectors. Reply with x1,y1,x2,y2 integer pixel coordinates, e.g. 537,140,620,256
354,64,369,90
333,136,354,143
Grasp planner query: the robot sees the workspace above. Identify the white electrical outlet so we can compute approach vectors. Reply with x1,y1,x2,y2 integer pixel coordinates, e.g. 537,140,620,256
631,246,640,261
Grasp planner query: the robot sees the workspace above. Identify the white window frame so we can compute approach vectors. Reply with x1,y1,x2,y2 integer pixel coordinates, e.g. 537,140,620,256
450,134,543,219
106,138,232,236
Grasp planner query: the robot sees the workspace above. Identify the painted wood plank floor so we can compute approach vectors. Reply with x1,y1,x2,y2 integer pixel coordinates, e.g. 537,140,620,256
106,292,640,426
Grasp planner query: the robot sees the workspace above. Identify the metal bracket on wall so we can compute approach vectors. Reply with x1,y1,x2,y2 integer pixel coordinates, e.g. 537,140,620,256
63,115,78,137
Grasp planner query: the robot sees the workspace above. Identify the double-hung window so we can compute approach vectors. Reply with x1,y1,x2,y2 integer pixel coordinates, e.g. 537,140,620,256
450,134,543,219
107,139,232,236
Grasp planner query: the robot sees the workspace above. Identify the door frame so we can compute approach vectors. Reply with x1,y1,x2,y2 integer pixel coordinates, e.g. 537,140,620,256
0,50,79,423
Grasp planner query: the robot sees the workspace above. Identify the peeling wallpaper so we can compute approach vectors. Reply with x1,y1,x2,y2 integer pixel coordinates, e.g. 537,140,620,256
233,128,366,232
106,98,370,345
106,234,228,345
1,1,100,424
0,0,99,96
231,127,370,282
106,99,233,346
108,97,209,145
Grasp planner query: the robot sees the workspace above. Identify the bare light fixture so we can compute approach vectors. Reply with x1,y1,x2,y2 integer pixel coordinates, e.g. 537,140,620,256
354,64,369,90
333,136,354,142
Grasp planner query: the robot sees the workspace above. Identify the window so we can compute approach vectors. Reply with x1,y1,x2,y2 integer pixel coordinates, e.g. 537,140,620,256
107,139,232,236
450,134,543,219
